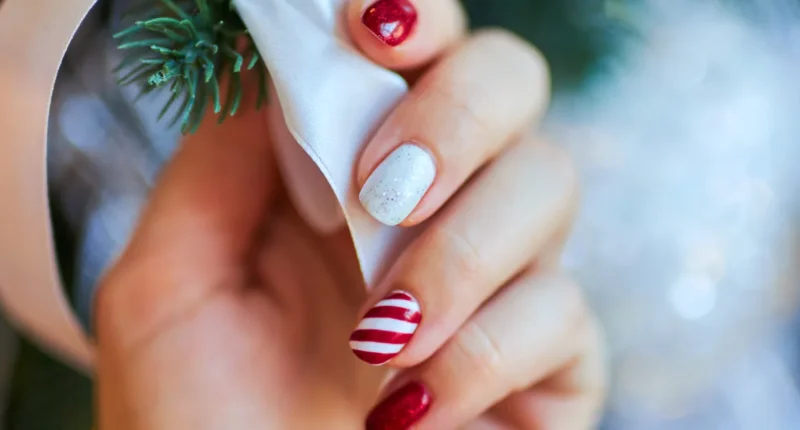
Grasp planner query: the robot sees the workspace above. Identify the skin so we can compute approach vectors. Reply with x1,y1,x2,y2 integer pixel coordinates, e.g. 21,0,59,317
95,0,607,428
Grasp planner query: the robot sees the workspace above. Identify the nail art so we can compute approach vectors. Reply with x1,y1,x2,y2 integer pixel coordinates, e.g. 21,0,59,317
366,382,432,430
350,291,421,365
359,143,436,226
362,0,418,47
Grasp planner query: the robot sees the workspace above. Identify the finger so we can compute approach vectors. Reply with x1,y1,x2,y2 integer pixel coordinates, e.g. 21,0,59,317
462,415,514,430
348,0,467,70
349,138,578,366
490,323,607,430
364,271,602,430
95,76,276,351
357,30,550,226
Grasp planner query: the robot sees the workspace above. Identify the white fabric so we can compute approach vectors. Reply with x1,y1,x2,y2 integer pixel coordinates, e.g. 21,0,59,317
235,0,417,286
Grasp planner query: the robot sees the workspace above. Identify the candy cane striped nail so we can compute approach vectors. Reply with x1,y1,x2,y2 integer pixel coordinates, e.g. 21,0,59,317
350,291,421,366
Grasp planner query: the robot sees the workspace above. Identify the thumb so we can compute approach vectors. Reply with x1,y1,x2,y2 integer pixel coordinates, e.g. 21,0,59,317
94,75,277,354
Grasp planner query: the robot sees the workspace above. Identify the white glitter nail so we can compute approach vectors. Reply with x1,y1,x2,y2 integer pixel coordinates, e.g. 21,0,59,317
359,143,436,226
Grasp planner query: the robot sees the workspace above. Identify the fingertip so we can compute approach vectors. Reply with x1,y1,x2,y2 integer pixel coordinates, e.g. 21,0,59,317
349,289,423,366
360,0,419,48
348,0,467,71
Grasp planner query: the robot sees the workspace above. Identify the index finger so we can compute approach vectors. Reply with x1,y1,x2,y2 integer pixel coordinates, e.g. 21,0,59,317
348,0,468,70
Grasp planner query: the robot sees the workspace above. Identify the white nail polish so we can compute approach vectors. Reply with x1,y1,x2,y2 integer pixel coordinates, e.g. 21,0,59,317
359,143,436,226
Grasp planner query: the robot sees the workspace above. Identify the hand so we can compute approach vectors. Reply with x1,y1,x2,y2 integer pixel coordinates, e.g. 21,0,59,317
96,76,381,427
95,0,607,429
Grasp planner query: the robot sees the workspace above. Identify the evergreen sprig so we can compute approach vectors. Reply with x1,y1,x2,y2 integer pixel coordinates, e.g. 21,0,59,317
114,0,268,134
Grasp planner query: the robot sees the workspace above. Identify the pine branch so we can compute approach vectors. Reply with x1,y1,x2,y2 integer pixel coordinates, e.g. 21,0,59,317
113,0,268,134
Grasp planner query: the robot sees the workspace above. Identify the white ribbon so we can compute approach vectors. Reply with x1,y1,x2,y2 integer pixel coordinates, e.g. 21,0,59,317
235,0,417,286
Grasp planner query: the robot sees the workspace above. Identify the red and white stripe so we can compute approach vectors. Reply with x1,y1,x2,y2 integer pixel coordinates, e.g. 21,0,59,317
350,291,422,365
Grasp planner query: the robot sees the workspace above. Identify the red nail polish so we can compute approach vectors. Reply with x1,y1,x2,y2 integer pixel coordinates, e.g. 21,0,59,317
361,0,418,47
350,291,421,366
366,382,432,430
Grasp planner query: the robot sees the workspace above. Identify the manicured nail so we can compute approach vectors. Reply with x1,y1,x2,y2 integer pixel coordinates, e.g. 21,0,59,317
359,143,436,226
362,0,418,47
366,382,432,430
350,291,421,365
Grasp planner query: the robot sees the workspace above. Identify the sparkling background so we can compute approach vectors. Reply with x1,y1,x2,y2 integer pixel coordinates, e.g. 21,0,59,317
551,1,800,427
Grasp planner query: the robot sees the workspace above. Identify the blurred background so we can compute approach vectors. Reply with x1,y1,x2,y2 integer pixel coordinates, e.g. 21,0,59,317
3,0,800,428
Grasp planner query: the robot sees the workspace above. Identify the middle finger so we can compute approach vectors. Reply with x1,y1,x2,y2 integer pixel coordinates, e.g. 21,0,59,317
356,29,550,227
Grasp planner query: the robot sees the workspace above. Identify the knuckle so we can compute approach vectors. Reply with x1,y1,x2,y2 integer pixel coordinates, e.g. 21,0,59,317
451,319,506,382
550,144,580,199
557,276,592,339
533,271,591,339
472,28,551,98
403,226,486,316
544,141,579,190
585,323,610,403
524,139,580,210
433,225,488,285
422,80,496,143
559,273,587,310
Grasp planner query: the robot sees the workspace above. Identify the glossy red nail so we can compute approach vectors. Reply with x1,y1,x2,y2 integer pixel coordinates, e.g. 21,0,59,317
361,0,418,47
350,291,421,366
366,382,432,430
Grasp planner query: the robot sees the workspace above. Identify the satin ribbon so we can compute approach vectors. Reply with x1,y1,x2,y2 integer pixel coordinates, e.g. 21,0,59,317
236,0,418,287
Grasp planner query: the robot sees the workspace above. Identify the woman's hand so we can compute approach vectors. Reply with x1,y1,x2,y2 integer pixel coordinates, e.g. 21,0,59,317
348,1,607,428
95,0,606,429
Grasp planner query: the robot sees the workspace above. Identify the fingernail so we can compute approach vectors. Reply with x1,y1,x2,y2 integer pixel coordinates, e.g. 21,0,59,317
359,143,436,226
350,291,421,365
366,382,432,430
362,0,418,47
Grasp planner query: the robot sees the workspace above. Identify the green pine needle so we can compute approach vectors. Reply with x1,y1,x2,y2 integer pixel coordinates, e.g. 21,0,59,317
114,0,269,134
219,69,242,123
118,38,172,50
160,0,192,20
158,90,182,121
222,45,243,72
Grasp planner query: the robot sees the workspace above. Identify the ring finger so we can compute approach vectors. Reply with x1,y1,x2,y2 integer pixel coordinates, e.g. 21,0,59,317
366,270,606,430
